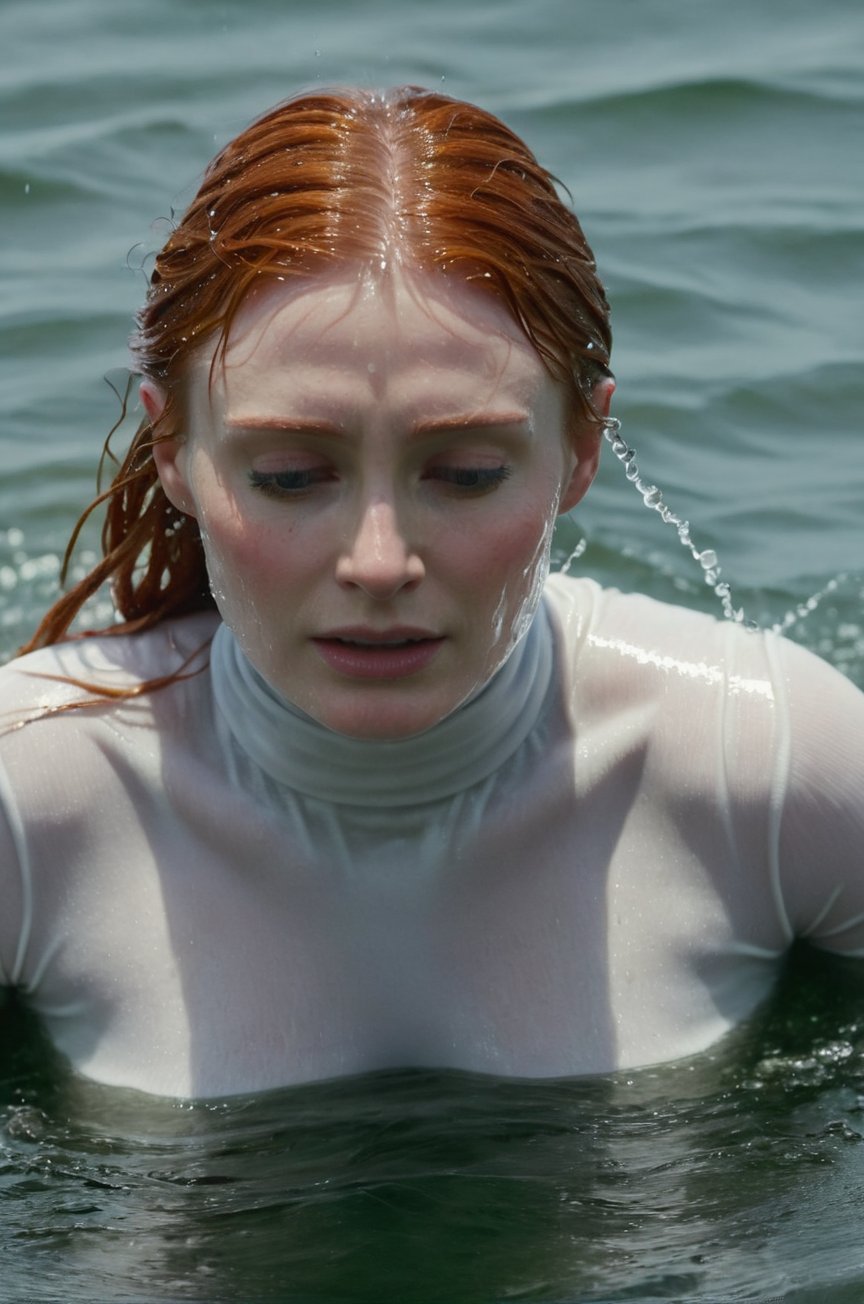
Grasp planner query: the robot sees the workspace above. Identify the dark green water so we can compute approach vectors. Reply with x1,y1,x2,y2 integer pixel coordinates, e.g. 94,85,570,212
4,948,864,1302
2,0,864,1298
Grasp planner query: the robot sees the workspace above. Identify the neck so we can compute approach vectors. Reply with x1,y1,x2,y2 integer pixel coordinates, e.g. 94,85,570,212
211,605,554,807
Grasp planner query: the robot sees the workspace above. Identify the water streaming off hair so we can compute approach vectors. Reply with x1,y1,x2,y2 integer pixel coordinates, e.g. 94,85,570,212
601,417,754,625
558,419,855,642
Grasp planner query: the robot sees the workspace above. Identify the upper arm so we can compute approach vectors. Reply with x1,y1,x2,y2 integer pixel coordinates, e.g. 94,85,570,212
774,638,864,954
0,753,28,989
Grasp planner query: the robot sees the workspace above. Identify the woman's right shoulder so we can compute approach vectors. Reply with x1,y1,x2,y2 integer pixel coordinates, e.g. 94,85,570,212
0,611,220,720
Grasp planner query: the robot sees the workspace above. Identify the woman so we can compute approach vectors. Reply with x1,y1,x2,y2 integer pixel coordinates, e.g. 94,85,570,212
1,88,862,1099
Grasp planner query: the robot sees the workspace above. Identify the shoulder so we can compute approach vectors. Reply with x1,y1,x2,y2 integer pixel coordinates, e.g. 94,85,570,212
544,572,731,645
0,613,220,809
542,570,864,770
542,573,768,699
0,612,219,721
543,570,860,702
0,614,221,879
769,629,864,789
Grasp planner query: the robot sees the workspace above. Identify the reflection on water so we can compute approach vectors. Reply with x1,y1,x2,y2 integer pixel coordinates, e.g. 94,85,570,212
3,945,864,1302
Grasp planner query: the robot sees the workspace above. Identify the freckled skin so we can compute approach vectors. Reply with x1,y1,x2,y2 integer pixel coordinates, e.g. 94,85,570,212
146,265,610,740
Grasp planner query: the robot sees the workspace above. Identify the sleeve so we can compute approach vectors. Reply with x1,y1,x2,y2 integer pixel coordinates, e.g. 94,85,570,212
769,635,864,955
0,752,30,995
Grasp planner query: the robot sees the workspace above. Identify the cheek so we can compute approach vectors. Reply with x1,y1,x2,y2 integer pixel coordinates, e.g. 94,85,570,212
441,504,556,658
458,502,558,588
197,514,300,654
199,506,297,590
187,460,294,585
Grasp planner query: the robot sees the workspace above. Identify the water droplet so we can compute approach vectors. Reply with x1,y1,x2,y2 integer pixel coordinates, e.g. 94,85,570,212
772,572,851,635
602,420,745,624
559,536,587,576
603,422,861,634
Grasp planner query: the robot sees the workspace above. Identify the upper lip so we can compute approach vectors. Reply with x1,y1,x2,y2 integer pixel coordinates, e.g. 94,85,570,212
314,626,443,644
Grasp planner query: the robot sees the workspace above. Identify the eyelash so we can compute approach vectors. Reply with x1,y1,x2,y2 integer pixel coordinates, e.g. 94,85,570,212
427,465,512,492
248,469,330,496
247,465,513,498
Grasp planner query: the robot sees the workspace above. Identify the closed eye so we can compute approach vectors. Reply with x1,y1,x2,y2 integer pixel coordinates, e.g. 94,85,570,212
248,468,334,496
425,465,513,493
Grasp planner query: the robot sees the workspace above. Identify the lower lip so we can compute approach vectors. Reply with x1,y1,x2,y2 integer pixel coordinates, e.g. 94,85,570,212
312,637,445,679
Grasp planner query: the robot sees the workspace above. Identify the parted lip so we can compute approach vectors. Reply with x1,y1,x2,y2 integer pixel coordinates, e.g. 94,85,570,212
314,626,443,644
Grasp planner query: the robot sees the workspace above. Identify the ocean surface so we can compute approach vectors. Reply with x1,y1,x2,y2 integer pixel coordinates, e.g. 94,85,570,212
1,0,863,1299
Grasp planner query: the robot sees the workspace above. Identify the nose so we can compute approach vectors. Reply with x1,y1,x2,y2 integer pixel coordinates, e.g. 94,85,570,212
335,498,425,600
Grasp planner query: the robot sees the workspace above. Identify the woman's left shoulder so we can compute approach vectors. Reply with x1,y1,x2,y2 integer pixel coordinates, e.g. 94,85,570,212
543,571,863,715
543,573,741,665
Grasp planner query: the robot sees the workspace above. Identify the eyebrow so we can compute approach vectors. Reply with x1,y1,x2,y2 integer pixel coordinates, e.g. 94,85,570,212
224,412,531,437
412,411,530,435
224,416,343,436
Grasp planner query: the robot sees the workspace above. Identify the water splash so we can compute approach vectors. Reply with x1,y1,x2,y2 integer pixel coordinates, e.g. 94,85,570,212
598,420,862,645
771,572,849,636
559,535,587,577
602,419,751,625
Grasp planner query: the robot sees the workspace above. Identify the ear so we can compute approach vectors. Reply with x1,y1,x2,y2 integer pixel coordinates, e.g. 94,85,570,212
557,375,615,515
140,379,198,519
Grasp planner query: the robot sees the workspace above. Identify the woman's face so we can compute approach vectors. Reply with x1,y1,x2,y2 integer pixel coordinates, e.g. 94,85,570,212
148,266,607,739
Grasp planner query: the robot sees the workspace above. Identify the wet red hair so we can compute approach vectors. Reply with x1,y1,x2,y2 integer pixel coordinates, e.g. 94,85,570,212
22,85,612,652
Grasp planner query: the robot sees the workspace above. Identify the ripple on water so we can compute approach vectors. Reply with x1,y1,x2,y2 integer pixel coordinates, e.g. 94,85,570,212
1,947,864,1301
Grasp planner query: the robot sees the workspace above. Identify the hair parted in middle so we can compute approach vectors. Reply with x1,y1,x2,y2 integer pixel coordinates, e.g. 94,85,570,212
24,85,612,652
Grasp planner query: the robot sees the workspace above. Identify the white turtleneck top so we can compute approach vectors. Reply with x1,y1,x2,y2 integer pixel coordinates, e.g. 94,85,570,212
1,575,863,1099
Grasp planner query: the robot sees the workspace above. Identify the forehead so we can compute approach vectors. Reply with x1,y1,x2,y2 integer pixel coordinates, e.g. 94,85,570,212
190,266,557,419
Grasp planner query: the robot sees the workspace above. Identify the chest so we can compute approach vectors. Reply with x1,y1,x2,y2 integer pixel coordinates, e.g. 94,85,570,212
24,753,782,1096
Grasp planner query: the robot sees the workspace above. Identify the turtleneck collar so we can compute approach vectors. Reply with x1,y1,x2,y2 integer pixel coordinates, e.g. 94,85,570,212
210,605,554,808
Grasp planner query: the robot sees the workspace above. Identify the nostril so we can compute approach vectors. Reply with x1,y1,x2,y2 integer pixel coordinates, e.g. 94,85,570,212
335,503,424,595
335,546,425,597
